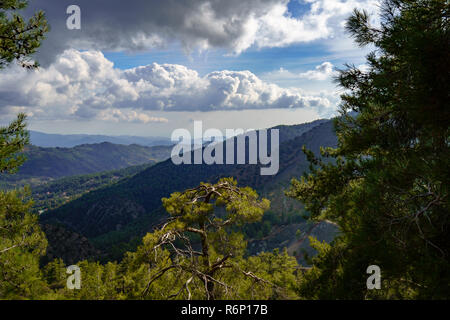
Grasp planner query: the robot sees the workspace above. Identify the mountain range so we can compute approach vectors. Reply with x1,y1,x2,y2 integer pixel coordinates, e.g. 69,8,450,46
30,130,172,148
0,142,173,189
40,118,339,263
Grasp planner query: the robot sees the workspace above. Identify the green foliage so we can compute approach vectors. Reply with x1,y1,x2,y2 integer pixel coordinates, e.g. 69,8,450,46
30,163,154,213
0,0,48,69
40,119,336,260
118,178,299,300
39,179,300,300
238,248,300,300
0,143,171,186
0,115,48,299
288,0,450,299
0,1,49,298
135,178,270,299
0,187,49,299
0,121,302,301
0,113,29,174
42,259,123,300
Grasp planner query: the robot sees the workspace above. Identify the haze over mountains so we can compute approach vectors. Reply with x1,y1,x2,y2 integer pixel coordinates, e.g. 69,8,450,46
30,130,172,148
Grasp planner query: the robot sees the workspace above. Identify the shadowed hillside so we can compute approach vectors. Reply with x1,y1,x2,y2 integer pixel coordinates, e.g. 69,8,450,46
41,119,338,261
0,143,173,188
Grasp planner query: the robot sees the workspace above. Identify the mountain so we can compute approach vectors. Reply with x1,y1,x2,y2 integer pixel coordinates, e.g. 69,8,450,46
33,163,159,265
0,142,173,188
40,118,339,262
30,130,172,148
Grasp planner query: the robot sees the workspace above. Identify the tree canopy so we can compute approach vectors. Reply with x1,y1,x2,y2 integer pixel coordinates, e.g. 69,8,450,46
40,179,300,300
287,0,449,299
0,114,49,299
0,0,48,69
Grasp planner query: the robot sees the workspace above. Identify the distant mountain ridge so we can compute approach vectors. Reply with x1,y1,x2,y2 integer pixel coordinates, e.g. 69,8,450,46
30,130,172,148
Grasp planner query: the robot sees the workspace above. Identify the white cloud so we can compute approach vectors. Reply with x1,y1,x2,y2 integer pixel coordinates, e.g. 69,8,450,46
98,109,169,124
27,0,381,64
0,50,334,122
247,0,381,52
263,61,337,81
298,61,337,80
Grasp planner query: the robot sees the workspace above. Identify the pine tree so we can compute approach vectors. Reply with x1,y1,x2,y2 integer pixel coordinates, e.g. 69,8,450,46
287,0,449,299
0,0,48,69
0,1,48,298
124,178,299,300
0,114,49,299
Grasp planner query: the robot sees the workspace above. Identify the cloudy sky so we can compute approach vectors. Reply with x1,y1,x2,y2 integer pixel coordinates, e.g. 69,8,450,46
0,0,379,137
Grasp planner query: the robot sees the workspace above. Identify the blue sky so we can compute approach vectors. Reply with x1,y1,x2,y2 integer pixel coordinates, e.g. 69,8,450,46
102,0,368,78
103,41,363,76
102,0,331,74
0,0,378,137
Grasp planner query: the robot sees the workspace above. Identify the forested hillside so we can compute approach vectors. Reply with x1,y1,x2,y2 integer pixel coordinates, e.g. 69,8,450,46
0,143,172,188
31,163,154,213
40,119,339,261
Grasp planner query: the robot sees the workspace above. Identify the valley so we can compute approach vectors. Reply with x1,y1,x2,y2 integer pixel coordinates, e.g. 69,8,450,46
36,118,339,264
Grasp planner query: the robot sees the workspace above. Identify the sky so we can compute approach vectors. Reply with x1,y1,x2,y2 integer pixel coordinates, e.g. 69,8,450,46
0,0,380,137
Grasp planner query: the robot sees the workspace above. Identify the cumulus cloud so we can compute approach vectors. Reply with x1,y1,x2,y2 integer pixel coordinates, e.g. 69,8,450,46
298,62,337,80
263,61,337,82
24,0,380,64
98,109,169,124
0,50,333,121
